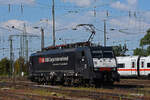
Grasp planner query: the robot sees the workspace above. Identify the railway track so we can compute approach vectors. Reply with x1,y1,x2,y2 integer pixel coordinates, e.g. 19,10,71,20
0,78,150,100
0,89,71,100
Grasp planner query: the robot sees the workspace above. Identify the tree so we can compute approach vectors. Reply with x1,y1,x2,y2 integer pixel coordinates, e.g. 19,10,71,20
0,58,10,75
113,44,128,56
146,46,150,55
140,29,150,46
133,48,147,56
14,57,27,76
133,28,150,56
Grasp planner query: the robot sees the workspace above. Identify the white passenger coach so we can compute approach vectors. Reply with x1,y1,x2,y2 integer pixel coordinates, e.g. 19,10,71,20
116,56,150,78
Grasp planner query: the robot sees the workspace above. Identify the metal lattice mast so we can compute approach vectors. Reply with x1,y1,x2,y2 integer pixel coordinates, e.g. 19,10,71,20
52,0,56,46
41,28,44,50
104,20,106,46
9,36,13,76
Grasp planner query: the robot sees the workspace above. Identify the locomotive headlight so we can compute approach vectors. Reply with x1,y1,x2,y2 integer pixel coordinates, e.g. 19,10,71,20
75,73,78,76
82,58,84,61
64,73,66,76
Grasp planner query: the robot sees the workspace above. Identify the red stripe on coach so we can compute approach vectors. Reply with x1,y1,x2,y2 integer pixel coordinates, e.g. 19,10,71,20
118,69,150,71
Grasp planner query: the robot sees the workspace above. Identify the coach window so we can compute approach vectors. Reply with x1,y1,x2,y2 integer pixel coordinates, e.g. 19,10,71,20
117,63,125,68
132,62,135,68
141,62,144,68
147,63,150,68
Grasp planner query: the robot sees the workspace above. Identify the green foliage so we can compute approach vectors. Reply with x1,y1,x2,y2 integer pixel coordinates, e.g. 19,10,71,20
140,29,150,46
146,46,150,55
0,58,10,75
133,48,147,56
133,29,150,56
113,44,128,56
0,57,29,76
14,57,28,76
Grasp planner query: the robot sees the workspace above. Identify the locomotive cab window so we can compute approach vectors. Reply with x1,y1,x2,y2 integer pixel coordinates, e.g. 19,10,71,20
117,63,125,68
103,51,113,58
91,50,102,58
132,62,135,68
147,63,150,68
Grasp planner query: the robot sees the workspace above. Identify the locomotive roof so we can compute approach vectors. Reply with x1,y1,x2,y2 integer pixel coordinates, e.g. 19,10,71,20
43,41,92,51
31,46,89,57
41,41,112,50
30,41,113,57
31,45,113,57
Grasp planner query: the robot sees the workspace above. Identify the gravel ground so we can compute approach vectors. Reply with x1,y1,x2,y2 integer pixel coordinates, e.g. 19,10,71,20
0,77,150,100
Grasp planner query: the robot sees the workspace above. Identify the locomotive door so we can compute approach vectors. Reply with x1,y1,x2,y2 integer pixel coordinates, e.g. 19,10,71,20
75,50,90,79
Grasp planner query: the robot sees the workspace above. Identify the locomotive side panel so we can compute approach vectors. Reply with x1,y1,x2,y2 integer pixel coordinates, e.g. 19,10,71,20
75,48,94,79
32,51,76,73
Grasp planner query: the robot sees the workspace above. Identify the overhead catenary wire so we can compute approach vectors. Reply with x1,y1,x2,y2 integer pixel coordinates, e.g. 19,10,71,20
8,4,11,13
21,3,23,14
0,0,149,59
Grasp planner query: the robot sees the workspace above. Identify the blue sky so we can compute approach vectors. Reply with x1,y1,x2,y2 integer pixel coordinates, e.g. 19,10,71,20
0,0,150,59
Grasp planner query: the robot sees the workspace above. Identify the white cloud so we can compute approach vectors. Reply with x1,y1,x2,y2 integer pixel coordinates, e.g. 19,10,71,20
0,0,35,5
109,17,150,35
0,19,66,36
127,0,137,5
143,11,150,22
111,0,137,11
111,1,131,11
62,0,91,7
2,20,26,29
1,20,40,35
62,0,119,7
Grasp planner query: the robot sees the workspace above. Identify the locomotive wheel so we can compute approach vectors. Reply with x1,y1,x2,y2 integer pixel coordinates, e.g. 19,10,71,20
81,79,90,87
51,78,56,85
38,77,43,85
104,81,114,86
67,78,72,86
71,78,80,87
94,80,101,88
63,77,72,86
40,77,46,85
148,74,150,80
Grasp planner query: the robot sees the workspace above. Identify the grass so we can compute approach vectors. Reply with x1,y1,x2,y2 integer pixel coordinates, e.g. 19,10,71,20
23,89,66,98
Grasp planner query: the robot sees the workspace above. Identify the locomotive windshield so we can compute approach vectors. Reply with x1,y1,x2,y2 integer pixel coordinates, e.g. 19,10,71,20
92,50,102,58
91,50,114,58
103,51,114,58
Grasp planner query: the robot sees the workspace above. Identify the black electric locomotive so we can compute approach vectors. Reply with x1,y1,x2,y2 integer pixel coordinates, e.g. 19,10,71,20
29,42,120,86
